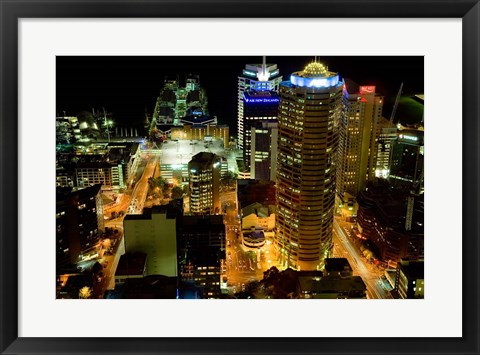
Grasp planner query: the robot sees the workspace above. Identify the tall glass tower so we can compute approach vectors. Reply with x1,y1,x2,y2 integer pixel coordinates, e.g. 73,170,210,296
275,60,343,271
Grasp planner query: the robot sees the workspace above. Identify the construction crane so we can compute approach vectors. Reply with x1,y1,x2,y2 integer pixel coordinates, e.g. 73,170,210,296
389,82,403,125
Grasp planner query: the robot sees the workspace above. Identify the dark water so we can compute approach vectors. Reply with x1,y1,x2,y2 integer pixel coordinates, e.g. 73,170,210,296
57,56,424,135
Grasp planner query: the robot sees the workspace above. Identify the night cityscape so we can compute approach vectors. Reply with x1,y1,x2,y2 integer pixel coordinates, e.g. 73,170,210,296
56,56,424,299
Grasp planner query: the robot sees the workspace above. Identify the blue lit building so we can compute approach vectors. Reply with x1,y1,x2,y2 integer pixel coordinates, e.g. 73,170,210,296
242,90,279,180
275,61,344,271
237,58,282,162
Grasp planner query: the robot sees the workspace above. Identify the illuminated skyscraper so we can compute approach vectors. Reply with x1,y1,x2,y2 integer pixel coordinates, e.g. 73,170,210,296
336,80,383,201
243,90,279,180
188,152,221,215
375,117,397,178
275,60,343,271
237,57,282,158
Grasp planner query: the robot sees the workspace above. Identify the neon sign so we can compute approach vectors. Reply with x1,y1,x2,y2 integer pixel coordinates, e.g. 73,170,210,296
244,96,280,104
359,86,376,94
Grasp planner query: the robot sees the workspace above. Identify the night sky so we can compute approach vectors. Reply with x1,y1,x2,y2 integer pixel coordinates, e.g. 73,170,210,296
56,56,424,135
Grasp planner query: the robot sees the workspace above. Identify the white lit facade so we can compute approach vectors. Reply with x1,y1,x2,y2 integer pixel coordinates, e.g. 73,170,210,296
337,82,383,201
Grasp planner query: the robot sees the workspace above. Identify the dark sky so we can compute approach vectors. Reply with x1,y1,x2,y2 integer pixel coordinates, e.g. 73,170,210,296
56,56,424,135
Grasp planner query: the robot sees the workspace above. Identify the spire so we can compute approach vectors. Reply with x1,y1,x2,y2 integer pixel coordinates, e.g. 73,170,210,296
257,56,270,82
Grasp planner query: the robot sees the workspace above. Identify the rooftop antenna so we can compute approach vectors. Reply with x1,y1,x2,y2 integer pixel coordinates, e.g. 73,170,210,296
389,82,403,126
103,107,110,142
262,55,267,78
257,55,269,82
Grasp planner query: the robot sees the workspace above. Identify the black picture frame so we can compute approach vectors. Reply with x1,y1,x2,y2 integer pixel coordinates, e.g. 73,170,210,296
1,0,479,354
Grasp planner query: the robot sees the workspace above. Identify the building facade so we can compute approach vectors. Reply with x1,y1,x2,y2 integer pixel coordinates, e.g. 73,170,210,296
356,180,424,267
275,61,344,271
389,128,424,192
177,215,226,299
56,184,104,272
242,90,280,179
188,152,221,215
337,81,383,201
395,259,424,299
375,117,398,178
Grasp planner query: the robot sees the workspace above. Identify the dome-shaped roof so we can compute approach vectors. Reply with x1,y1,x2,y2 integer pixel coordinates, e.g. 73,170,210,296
302,61,328,77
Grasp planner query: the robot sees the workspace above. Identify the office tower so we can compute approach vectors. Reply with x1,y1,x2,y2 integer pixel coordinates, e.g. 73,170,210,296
123,206,179,277
243,90,279,177
237,57,282,155
56,184,104,272
188,152,221,215
177,215,226,299
249,120,278,181
275,60,344,271
389,128,424,192
337,81,383,201
375,117,398,178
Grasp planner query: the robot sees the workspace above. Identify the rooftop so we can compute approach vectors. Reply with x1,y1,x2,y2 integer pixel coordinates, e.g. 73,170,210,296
298,275,366,294
160,138,226,166
115,252,147,276
324,258,353,273
398,259,424,280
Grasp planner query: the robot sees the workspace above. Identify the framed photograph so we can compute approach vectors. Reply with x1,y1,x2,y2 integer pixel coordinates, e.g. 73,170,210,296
1,0,478,354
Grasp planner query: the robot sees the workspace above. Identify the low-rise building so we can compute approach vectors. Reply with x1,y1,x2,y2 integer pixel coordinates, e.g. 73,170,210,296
241,202,275,231
395,259,424,299
324,258,353,278
297,274,367,299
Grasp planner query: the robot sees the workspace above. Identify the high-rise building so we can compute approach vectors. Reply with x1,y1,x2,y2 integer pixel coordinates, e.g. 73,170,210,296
375,117,398,178
237,58,282,154
188,152,221,215
123,206,179,277
249,120,278,181
337,81,383,201
275,60,344,271
56,184,104,272
389,128,424,192
242,90,279,178
177,215,226,299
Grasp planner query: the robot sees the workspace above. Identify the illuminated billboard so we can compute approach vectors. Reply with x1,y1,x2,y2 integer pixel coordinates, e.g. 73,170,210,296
359,86,376,94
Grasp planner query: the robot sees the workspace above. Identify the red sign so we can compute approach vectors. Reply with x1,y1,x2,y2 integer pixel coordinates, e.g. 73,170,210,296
359,86,376,94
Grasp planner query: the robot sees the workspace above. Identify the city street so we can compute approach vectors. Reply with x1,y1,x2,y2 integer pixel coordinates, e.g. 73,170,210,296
333,218,391,299
222,193,280,293
92,229,125,298
127,156,159,214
